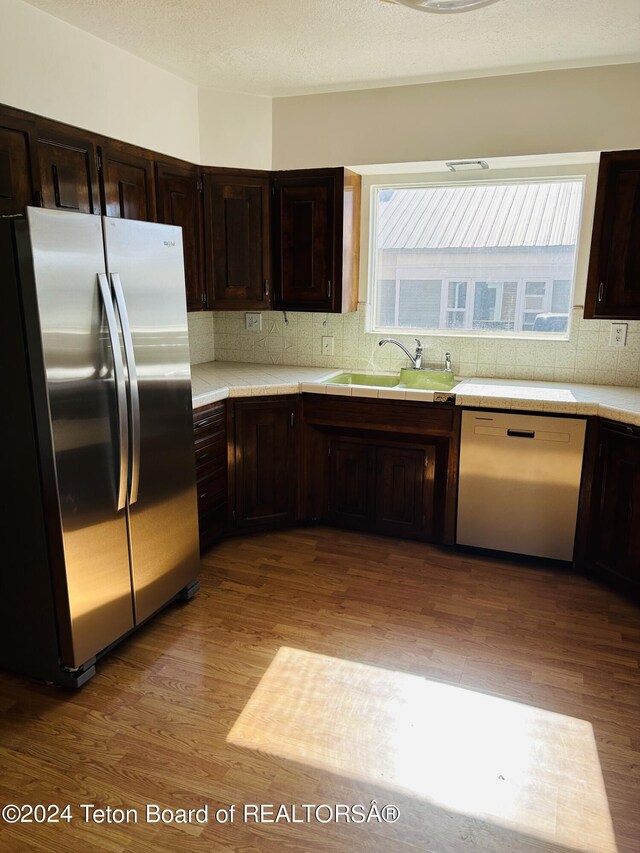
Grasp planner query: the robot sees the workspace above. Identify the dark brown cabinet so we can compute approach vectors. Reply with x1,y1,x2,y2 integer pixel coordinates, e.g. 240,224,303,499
585,150,640,319
375,444,433,538
587,420,640,600
328,438,434,538
273,168,360,313
193,401,228,552
156,161,204,311
233,397,297,530
0,112,36,216
303,395,458,543
203,171,271,310
0,103,363,316
329,439,375,530
100,141,156,221
35,122,100,215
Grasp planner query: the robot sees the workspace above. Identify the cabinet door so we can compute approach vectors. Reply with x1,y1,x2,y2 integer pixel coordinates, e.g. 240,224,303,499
36,125,100,215
328,439,375,530
591,426,640,596
156,161,204,311
100,143,155,221
0,120,36,215
274,176,334,311
585,150,640,319
234,399,296,529
375,445,432,538
203,173,271,310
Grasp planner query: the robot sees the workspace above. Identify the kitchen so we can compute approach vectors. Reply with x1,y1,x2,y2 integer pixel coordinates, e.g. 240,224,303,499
1,0,639,851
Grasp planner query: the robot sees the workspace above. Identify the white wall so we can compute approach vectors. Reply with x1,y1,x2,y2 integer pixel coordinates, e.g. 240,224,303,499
198,88,272,170
1,0,201,162
272,64,640,169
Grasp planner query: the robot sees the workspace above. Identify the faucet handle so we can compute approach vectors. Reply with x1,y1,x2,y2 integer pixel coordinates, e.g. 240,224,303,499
415,338,423,351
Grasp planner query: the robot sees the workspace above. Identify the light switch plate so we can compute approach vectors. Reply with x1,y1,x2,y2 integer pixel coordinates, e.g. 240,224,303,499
609,322,628,347
245,312,262,331
321,336,334,356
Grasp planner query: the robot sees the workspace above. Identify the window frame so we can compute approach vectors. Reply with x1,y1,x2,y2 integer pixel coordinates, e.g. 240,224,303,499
366,172,591,341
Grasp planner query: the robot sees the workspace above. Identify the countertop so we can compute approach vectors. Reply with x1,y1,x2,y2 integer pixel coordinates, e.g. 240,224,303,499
191,361,640,427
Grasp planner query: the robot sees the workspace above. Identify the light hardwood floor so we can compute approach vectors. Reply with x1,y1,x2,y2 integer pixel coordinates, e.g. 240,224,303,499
0,527,638,853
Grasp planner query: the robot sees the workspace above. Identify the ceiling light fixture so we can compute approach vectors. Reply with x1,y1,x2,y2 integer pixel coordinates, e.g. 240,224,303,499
391,0,501,12
446,160,489,171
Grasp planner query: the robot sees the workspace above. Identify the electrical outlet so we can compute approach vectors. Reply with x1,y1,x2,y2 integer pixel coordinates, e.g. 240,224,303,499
245,312,262,331
321,335,334,356
609,322,628,347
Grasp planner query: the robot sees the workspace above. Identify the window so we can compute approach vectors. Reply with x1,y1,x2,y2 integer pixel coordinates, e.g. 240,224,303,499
370,179,584,337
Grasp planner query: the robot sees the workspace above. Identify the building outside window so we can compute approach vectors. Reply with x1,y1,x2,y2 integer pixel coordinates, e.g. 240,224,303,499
370,179,584,337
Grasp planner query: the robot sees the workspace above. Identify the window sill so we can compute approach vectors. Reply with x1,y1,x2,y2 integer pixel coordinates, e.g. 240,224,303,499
368,328,572,343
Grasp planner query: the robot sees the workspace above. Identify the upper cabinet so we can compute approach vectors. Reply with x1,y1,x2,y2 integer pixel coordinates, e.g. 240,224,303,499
156,160,204,311
0,102,362,316
99,141,156,221
35,120,101,215
0,111,36,216
202,171,272,311
585,150,640,319
272,168,360,313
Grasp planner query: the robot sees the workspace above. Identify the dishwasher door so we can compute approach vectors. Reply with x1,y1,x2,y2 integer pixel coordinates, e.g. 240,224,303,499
457,410,586,561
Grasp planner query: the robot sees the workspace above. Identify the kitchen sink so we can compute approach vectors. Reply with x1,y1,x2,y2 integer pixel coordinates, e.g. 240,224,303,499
325,372,400,387
324,369,458,391
397,368,458,392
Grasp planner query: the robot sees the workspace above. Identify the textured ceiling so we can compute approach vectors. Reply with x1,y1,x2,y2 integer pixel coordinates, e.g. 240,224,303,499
22,0,640,96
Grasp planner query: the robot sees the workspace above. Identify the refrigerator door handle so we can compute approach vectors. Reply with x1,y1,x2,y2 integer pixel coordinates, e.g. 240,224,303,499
97,273,129,511
110,272,141,506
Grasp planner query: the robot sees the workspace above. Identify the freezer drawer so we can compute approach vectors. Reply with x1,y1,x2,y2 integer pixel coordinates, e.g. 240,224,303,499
457,410,586,561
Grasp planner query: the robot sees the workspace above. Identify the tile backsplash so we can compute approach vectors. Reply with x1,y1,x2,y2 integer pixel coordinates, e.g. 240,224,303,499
190,305,640,387
187,311,215,364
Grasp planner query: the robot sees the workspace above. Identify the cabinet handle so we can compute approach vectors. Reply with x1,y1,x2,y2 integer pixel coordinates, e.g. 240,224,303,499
264,279,270,299
326,280,332,298
597,282,604,302
290,411,295,427
201,292,207,307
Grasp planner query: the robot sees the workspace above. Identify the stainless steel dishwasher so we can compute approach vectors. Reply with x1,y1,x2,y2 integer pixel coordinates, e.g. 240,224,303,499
457,410,587,561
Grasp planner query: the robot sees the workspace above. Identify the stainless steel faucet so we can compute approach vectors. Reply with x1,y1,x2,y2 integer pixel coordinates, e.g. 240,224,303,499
378,339,453,373
378,338,423,369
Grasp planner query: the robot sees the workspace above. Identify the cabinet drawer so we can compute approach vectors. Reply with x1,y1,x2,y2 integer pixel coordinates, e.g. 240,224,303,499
195,435,226,469
196,458,226,487
194,412,226,439
198,500,227,545
196,471,226,507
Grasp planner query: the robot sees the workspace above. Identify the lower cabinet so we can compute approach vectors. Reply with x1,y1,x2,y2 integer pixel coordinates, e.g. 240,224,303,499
304,394,459,544
375,444,435,538
588,420,640,599
328,438,435,539
232,397,298,530
193,401,228,552
329,439,374,531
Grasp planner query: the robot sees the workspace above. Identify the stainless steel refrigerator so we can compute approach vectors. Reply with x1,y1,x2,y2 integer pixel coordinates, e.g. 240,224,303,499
0,208,200,687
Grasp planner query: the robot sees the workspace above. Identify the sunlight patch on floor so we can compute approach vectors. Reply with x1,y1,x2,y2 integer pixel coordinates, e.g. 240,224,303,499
227,647,616,853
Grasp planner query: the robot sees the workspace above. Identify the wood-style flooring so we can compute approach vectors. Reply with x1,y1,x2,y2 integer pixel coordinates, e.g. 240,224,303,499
0,527,638,853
